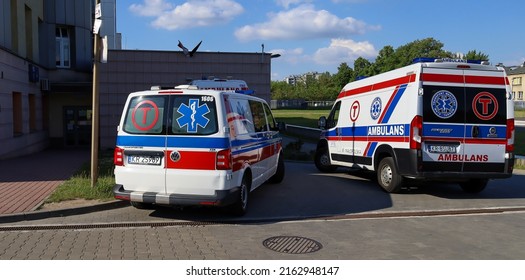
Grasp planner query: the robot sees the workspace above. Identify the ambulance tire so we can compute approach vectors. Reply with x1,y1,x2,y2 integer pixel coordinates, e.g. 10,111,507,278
315,147,337,173
459,179,488,193
268,154,285,184
377,157,403,193
228,174,250,216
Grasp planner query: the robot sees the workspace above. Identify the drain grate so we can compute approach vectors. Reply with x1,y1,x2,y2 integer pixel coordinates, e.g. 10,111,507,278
263,236,322,254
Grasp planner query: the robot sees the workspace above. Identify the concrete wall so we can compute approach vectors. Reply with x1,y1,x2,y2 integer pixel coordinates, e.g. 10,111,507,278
98,49,272,149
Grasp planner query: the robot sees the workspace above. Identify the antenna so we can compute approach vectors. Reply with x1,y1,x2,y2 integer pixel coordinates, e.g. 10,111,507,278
261,44,264,63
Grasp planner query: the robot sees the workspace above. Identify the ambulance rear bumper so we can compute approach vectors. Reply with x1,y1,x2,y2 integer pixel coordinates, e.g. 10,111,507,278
395,149,514,181
113,184,240,207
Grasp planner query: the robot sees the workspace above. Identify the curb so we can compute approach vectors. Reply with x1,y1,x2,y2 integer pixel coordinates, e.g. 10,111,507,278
0,200,129,224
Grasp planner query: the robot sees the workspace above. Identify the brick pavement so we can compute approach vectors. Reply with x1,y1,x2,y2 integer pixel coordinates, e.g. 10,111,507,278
0,149,90,214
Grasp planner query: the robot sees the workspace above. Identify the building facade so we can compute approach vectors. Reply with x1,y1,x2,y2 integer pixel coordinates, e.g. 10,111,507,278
507,64,525,103
1,1,272,158
1,0,48,159
0,0,120,159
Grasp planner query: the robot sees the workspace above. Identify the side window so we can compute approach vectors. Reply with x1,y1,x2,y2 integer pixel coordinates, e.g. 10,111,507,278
249,100,268,132
123,96,166,135
263,103,277,131
327,101,341,129
228,98,255,135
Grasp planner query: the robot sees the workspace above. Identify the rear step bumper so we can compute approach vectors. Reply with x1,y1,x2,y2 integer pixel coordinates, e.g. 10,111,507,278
113,184,240,207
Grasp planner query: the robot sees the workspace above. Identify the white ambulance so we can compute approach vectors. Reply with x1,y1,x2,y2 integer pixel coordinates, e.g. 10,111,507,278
315,58,515,193
113,80,284,215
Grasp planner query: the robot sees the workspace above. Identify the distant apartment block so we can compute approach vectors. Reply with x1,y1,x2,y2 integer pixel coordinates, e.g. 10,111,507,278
506,63,525,102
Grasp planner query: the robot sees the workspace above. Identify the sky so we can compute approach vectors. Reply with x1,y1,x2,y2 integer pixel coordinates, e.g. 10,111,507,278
116,0,525,81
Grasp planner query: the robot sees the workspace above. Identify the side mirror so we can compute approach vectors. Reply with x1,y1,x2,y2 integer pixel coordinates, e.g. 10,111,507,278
318,116,326,129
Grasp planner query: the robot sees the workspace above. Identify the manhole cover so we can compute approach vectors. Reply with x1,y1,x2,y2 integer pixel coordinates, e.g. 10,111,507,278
263,236,322,254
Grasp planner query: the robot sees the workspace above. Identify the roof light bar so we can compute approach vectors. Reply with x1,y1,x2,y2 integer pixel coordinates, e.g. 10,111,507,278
412,57,489,65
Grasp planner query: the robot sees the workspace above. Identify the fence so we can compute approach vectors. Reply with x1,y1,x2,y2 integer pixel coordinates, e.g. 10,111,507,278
271,100,334,109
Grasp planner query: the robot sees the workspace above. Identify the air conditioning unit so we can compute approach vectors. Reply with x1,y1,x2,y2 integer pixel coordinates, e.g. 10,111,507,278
40,78,49,91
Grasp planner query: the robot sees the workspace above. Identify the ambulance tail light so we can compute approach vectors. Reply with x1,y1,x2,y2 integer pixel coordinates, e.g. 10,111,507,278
216,149,232,170
114,147,124,166
410,115,423,150
506,119,515,153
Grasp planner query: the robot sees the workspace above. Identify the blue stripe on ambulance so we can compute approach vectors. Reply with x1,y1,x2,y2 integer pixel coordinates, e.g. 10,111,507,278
117,135,230,149
379,84,407,123
423,123,507,139
365,84,408,156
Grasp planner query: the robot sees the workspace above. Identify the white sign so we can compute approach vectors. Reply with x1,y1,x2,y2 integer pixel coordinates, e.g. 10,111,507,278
93,19,102,34
101,36,108,63
95,3,102,19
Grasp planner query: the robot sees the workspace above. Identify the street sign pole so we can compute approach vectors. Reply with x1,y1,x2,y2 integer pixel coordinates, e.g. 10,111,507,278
91,0,101,187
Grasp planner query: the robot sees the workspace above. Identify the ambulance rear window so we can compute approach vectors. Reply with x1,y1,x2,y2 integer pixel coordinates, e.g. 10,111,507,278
122,95,218,135
171,95,218,135
123,96,166,135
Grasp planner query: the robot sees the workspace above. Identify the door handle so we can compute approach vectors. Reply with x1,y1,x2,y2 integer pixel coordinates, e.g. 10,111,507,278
472,126,480,138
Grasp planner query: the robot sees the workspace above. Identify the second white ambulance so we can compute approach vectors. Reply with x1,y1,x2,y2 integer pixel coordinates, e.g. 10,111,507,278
315,58,515,193
113,80,284,215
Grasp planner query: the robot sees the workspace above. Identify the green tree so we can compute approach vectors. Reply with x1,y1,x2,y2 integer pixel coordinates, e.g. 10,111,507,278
372,45,396,74
393,38,451,67
353,57,373,80
464,50,489,61
333,62,354,89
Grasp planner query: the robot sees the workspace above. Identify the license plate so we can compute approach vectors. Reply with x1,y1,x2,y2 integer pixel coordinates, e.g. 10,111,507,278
127,155,162,165
428,145,457,154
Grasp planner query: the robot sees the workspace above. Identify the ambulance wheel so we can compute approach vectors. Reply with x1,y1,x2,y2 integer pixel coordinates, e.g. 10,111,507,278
229,175,250,216
459,179,488,193
268,154,285,184
315,147,337,173
377,157,403,193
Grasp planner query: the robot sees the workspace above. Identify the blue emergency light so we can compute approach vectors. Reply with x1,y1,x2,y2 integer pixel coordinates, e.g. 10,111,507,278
235,89,255,95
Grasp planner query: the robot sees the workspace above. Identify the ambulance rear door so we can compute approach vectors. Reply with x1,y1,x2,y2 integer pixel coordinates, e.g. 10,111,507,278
117,94,168,193
462,68,508,173
421,64,508,173
165,93,225,197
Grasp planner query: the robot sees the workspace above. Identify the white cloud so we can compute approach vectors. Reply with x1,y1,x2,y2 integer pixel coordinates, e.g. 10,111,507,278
275,0,312,9
269,48,305,64
130,0,244,30
235,4,378,42
129,0,173,17
313,38,377,65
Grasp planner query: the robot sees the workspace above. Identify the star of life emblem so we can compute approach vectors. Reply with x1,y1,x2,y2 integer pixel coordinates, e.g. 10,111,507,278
176,99,210,133
370,97,382,120
431,90,457,119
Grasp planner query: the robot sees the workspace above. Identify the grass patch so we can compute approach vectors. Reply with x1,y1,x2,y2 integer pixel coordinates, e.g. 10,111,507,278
273,109,330,128
45,152,115,203
515,109,525,118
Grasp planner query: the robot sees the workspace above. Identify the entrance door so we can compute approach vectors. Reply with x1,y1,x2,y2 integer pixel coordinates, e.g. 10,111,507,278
64,106,92,146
